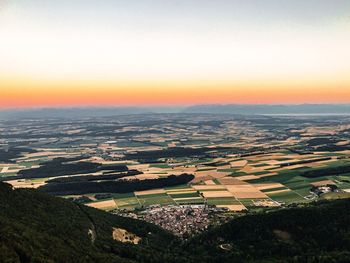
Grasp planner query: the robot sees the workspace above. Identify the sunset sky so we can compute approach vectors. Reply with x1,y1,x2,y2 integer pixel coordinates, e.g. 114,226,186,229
1,0,350,108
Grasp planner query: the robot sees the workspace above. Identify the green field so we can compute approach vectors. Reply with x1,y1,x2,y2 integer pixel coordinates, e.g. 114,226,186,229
237,199,254,207
112,192,135,199
206,197,241,205
175,199,205,205
137,193,175,206
267,191,306,204
150,164,170,168
115,197,140,208
0,173,17,177
168,192,200,198
217,168,236,173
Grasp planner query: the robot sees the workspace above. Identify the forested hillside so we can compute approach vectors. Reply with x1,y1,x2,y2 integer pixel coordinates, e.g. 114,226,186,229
183,199,350,262
0,182,178,263
1,182,350,263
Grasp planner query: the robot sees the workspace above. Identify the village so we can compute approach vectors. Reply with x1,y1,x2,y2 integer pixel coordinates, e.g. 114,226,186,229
113,204,230,236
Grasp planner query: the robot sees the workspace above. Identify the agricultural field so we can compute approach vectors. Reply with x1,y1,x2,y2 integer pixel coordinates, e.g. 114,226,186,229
1,114,350,213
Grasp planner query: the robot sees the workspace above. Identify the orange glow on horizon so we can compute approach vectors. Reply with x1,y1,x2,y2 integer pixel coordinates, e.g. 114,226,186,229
1,0,350,109
1,77,350,108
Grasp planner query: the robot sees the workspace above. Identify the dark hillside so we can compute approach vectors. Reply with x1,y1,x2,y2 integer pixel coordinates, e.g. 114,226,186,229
0,182,176,263
183,199,350,262
1,182,350,262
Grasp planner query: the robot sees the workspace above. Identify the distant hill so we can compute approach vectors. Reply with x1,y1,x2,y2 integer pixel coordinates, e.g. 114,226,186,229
183,104,350,115
1,182,350,262
0,107,185,119
2,104,350,119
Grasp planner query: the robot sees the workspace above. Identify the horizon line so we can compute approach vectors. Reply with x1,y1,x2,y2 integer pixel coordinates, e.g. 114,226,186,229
2,103,350,111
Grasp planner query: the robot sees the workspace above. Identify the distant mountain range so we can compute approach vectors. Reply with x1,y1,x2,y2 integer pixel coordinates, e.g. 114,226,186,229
183,104,350,115
1,104,350,119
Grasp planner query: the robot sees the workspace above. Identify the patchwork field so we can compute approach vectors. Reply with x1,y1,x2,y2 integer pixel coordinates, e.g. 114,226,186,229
2,114,350,214
107,149,350,211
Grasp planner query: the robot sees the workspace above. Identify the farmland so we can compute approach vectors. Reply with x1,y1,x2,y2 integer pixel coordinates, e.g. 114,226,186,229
1,114,350,222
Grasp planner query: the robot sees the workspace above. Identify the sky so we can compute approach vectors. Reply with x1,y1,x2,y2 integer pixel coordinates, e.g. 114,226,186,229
1,0,350,108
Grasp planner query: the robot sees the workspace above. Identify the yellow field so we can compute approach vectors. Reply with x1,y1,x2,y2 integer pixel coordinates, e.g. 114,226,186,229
201,191,234,198
217,204,246,211
135,189,166,195
86,199,117,210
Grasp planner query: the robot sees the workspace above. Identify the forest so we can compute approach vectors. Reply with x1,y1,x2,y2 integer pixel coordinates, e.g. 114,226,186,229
39,174,195,195
18,158,129,179
302,164,350,178
1,182,349,263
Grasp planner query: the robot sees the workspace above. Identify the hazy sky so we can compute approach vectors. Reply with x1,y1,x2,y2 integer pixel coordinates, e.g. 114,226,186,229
1,0,350,107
